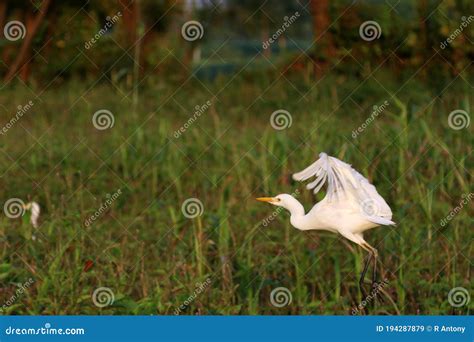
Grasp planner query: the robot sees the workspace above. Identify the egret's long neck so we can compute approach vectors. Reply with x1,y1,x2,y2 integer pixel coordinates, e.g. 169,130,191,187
284,197,310,230
285,198,305,217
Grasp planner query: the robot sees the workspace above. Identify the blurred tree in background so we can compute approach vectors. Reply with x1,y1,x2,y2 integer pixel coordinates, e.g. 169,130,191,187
0,0,472,86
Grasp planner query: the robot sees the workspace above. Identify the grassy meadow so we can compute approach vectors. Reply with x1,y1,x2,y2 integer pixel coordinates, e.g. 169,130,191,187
0,68,472,315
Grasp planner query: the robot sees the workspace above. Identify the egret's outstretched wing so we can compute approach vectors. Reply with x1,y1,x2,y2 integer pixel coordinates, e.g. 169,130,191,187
293,152,393,219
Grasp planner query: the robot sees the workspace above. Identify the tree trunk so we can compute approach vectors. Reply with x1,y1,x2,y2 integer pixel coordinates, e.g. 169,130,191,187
0,1,7,37
0,1,10,73
182,1,196,70
4,0,52,83
417,0,428,78
119,0,138,47
310,0,334,77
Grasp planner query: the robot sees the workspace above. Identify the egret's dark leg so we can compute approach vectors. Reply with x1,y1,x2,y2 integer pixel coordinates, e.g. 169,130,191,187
372,252,378,289
361,242,379,290
358,252,372,298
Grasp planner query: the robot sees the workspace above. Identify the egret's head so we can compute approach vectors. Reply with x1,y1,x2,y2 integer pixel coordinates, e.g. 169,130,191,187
256,194,296,208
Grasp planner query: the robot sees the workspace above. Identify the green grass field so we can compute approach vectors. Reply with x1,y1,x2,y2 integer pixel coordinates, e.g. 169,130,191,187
0,69,472,315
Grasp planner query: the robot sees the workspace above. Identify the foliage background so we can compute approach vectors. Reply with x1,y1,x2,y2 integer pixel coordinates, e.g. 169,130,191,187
0,0,472,315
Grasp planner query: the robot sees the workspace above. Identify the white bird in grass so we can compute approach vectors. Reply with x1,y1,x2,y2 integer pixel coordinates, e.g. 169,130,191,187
257,152,395,294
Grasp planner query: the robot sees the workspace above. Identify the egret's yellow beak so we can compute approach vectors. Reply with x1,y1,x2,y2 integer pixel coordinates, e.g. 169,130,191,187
256,197,276,203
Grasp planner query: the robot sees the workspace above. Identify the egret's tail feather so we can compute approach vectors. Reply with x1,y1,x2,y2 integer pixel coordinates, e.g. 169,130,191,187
366,216,396,226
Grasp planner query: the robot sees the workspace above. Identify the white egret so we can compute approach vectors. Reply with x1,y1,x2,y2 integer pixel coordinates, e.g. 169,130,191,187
257,152,395,294
24,202,40,228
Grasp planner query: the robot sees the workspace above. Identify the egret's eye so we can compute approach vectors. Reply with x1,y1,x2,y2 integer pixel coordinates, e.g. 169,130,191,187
275,198,281,202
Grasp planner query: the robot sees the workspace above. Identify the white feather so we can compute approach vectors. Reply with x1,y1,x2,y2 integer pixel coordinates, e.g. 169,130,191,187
293,152,393,220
